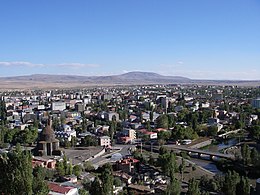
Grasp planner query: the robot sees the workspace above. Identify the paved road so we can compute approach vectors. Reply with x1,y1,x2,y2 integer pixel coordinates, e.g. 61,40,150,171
90,144,135,167
164,145,235,160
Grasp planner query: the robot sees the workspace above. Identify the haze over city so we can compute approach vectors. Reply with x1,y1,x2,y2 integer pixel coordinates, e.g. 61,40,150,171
0,0,260,80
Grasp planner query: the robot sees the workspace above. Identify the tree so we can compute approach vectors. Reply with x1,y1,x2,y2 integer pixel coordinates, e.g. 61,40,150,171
158,131,171,142
79,188,89,195
241,144,251,165
0,144,33,195
90,177,102,195
24,126,38,145
73,165,82,177
249,125,260,143
250,148,260,166
158,151,177,180
0,100,7,125
187,178,200,195
81,136,97,147
156,114,169,129
56,155,72,176
207,125,218,137
113,177,122,187
179,157,185,181
84,161,95,172
71,136,77,148
56,160,65,176
236,176,250,195
222,170,240,195
100,163,114,195
167,114,175,128
165,177,181,195
32,166,49,195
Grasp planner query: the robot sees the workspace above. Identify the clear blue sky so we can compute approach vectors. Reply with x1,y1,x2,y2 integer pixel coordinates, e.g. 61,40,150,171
0,0,259,80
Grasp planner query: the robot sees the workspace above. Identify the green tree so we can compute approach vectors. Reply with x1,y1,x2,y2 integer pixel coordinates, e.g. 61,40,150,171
79,188,89,195
179,157,185,181
81,136,97,147
241,144,251,165
56,160,65,176
236,176,250,195
0,100,7,125
222,170,240,195
0,144,33,195
90,177,102,195
158,151,177,180
73,165,82,177
207,125,218,137
32,166,49,195
156,114,169,129
250,148,260,166
71,136,77,148
165,177,181,195
249,125,260,143
84,161,95,172
113,177,122,187
187,178,200,195
100,163,114,195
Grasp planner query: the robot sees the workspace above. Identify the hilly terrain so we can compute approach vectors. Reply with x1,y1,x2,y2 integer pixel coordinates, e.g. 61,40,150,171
0,71,259,89
0,71,190,89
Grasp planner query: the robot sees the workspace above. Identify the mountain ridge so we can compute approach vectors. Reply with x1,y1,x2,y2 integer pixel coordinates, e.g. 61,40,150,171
0,71,259,89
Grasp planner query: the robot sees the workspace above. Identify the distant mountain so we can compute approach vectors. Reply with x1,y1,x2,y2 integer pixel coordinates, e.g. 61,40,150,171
0,71,259,89
0,71,190,85
89,71,190,84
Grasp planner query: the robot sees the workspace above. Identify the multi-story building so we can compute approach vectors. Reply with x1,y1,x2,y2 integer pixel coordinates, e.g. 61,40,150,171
99,136,111,147
51,101,66,111
252,98,260,108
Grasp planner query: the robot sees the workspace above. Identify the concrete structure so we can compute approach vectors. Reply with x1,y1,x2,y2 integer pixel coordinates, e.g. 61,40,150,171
122,128,136,140
252,98,260,108
52,102,66,111
36,120,60,156
99,136,111,147
116,157,139,173
32,157,56,169
75,103,84,112
104,112,119,121
165,145,235,160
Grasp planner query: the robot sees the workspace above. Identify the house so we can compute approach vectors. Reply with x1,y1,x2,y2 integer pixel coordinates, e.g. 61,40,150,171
32,157,56,169
104,112,119,121
208,117,220,126
55,125,77,142
99,136,111,147
139,129,158,140
48,182,78,195
113,171,133,184
52,102,66,111
116,157,139,173
117,128,136,144
127,184,154,194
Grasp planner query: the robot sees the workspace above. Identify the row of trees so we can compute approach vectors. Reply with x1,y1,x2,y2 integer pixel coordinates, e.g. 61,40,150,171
0,144,48,195
0,125,38,146
199,171,251,195
89,163,114,195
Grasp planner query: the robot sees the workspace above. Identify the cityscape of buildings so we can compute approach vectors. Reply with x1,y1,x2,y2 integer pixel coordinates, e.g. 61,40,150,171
1,1,260,194
0,84,260,194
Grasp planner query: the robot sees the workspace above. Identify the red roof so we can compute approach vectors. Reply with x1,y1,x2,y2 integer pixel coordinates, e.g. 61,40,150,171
48,182,74,194
119,157,139,165
156,128,167,132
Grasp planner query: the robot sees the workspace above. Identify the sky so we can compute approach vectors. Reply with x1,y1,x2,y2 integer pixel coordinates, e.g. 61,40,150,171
0,0,259,80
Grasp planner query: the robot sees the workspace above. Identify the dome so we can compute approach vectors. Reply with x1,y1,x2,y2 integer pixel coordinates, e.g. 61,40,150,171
39,121,57,142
